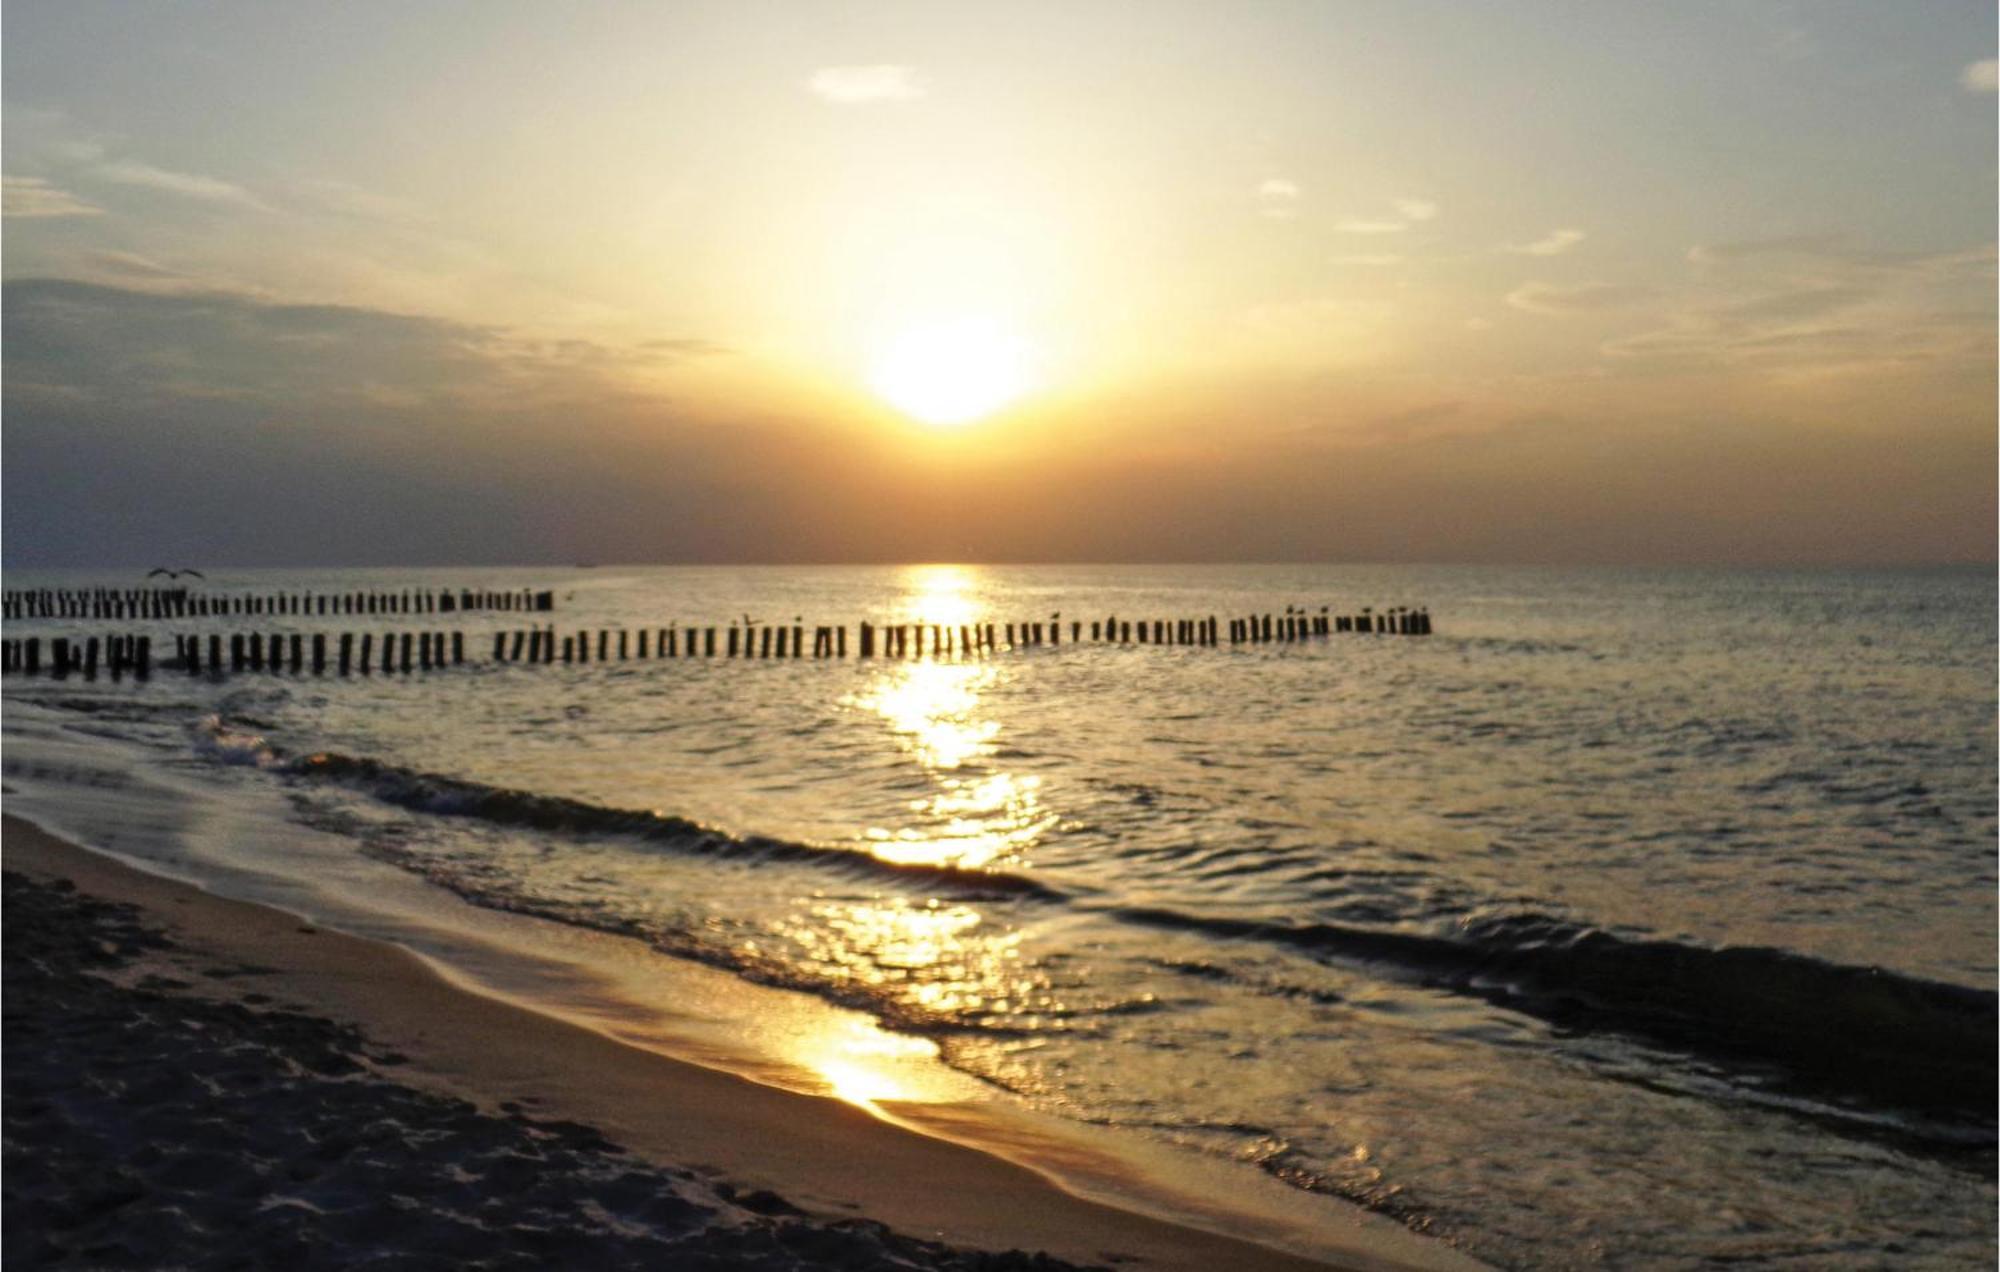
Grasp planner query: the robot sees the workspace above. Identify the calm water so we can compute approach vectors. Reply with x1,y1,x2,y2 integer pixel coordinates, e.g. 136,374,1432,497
4,563,1994,1268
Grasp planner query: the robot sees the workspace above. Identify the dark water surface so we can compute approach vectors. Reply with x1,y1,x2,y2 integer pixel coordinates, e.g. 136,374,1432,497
5,564,1993,1267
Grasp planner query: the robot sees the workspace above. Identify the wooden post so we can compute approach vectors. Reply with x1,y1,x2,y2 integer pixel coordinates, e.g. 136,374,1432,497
52,638,71,678
84,636,100,679
400,632,413,671
704,627,716,656
637,630,649,659
729,627,741,658
761,626,773,658
339,633,353,675
358,633,373,673
859,622,874,657
562,636,575,662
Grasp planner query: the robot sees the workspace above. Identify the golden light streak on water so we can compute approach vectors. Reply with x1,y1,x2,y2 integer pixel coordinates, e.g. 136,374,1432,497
845,564,1055,870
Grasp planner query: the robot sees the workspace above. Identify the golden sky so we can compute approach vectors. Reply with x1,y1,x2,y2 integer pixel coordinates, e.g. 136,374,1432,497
4,2,1994,565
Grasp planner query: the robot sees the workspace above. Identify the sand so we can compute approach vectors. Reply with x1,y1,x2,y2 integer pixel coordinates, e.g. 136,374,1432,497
3,815,1481,1271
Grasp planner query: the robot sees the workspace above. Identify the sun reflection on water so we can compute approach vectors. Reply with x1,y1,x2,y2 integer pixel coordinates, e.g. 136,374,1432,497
798,1016,952,1108
844,564,1057,872
772,894,1055,1098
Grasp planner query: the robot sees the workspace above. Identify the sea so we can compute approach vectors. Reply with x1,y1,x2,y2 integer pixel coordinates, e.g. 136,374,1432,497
3,563,1993,1269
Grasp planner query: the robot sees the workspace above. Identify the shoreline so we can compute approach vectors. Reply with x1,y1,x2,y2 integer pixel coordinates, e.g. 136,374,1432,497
2,814,1480,1272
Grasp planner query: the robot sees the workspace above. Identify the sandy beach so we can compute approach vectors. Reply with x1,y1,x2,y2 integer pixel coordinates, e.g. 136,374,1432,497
3,815,1477,1271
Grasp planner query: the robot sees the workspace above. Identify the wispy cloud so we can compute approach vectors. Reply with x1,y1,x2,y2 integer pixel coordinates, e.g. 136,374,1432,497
3,175,102,219
1684,235,1832,265
284,177,431,225
78,250,189,286
1962,59,1998,92
1334,218,1406,235
1331,197,1436,234
1513,228,1585,256
93,159,268,209
807,65,925,103
1506,281,1654,315
1256,178,1301,219
1607,241,1995,376
1331,253,1403,267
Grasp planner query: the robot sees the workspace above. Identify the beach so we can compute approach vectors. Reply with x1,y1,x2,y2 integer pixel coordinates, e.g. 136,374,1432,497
3,814,1473,1271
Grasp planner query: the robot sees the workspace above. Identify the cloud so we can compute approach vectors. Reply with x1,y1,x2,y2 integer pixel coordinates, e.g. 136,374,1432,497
2,278,718,418
1606,241,1995,375
1255,178,1301,219
1962,59,1998,92
3,175,102,218
1506,281,1655,314
92,159,268,209
77,250,191,286
1684,235,1834,265
1328,198,1437,235
1331,254,1403,267
1,277,755,567
1513,228,1585,256
807,65,925,103
284,177,431,225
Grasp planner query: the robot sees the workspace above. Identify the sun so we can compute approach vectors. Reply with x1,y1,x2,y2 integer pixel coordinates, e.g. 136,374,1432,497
868,317,1037,426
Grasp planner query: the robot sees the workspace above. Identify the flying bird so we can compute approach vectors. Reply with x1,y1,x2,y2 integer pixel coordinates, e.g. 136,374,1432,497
146,567,206,580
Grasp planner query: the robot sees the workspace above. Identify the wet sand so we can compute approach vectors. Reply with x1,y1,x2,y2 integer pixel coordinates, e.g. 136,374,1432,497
2,815,1478,1272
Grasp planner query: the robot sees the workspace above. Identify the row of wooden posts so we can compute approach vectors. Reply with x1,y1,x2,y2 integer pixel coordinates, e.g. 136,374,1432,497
1,587,556,622
0,607,1431,680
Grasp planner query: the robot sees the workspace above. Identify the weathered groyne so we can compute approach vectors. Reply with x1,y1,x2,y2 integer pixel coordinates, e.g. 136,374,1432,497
1,587,554,621
0,605,1431,680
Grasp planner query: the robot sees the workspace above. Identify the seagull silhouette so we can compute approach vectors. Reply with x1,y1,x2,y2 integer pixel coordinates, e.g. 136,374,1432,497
146,567,206,580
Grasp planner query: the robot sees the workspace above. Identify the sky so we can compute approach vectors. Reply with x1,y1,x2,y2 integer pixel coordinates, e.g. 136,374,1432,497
4,0,1994,567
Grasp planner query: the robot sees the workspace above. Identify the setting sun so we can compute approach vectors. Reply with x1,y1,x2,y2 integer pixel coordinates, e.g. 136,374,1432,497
867,318,1037,426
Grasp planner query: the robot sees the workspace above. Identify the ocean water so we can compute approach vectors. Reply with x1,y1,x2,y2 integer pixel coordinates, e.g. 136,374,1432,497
3,563,1994,1268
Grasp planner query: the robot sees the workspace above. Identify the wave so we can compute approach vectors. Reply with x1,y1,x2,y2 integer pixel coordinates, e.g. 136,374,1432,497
282,749,1064,903
1110,905,1997,1122
191,719,1992,1131
192,715,283,768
